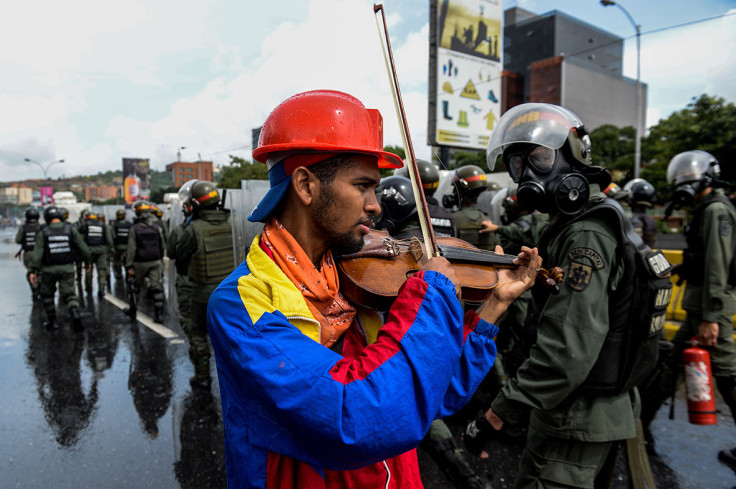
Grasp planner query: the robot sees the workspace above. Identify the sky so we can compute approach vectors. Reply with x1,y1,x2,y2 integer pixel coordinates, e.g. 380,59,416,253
2,0,735,182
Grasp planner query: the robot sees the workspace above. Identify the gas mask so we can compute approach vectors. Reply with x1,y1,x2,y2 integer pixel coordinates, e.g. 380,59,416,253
504,144,589,215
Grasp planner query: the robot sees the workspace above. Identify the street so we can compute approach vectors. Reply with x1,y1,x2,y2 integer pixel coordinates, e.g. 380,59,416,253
1,226,735,488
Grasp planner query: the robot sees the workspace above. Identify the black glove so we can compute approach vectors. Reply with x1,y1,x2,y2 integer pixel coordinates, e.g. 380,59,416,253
463,410,496,456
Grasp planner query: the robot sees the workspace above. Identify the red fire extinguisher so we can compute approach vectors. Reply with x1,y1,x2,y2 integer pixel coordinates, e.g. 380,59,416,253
683,337,717,425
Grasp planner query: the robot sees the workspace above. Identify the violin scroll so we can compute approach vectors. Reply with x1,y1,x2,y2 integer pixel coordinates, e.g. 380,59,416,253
536,266,565,295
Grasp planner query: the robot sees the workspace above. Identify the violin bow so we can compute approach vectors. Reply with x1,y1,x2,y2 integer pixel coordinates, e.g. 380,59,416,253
374,4,439,258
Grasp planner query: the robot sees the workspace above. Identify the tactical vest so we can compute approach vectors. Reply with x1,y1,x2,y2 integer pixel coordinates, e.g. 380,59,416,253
682,193,736,286
22,222,40,251
132,223,162,262
85,222,106,246
188,220,235,284
454,206,498,251
526,199,672,395
42,223,75,266
427,201,455,237
114,220,132,246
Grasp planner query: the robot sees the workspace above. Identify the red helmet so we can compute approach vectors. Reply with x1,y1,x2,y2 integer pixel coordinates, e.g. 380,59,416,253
252,90,402,169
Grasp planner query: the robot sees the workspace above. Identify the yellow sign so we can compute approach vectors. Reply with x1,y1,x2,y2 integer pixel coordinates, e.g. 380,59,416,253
460,79,480,100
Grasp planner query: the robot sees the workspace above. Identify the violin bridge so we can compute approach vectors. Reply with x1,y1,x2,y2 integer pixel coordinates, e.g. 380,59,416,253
408,237,423,262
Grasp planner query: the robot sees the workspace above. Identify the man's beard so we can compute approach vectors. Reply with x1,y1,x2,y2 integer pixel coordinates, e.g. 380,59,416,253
313,187,365,258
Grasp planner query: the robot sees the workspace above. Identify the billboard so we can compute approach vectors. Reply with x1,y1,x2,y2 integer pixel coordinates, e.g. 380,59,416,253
40,186,54,205
122,158,151,205
429,0,502,151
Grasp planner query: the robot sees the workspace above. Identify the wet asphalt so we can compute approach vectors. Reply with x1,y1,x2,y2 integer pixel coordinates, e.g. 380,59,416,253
1,226,735,489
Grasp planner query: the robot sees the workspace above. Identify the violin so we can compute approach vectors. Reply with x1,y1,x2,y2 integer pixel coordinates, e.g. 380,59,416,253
336,5,563,310
338,229,564,310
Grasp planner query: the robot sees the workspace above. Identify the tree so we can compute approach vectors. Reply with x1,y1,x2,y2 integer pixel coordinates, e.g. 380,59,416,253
589,124,635,178
644,94,736,183
217,156,269,189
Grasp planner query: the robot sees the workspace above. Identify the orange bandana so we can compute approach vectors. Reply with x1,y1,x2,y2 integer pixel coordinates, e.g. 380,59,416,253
261,219,356,347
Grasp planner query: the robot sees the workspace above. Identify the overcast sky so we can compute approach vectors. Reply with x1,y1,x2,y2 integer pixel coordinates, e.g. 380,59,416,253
2,0,734,182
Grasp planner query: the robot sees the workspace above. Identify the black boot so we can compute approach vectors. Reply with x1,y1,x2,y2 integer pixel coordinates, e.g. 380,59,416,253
124,306,137,320
70,307,83,331
43,312,58,330
154,306,164,324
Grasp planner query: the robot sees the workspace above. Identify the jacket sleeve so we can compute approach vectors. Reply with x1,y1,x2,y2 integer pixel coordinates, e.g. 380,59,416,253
207,269,498,471
492,220,621,425
105,224,114,249
174,226,196,275
30,232,44,272
125,228,136,268
15,227,23,244
701,202,736,321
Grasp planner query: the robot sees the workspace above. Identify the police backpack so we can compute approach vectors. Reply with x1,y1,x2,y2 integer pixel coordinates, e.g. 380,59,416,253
576,199,673,394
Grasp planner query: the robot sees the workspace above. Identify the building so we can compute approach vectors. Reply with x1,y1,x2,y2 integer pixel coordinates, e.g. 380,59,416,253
85,184,120,202
502,7,647,133
0,183,34,205
165,160,214,188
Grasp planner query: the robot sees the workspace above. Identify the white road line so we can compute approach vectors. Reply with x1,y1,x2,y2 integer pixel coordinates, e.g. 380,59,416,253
103,294,179,339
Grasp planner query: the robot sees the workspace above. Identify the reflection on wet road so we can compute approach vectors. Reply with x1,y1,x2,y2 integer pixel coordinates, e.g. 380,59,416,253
2,227,736,488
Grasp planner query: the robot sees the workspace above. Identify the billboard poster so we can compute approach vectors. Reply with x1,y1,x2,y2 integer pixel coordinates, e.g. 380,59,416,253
122,158,151,205
40,186,54,205
429,0,502,150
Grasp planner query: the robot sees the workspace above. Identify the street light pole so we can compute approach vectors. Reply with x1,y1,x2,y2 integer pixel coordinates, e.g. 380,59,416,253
24,158,65,180
600,0,642,179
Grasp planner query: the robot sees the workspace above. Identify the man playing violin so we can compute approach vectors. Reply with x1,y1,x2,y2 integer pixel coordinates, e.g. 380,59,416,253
465,103,641,488
206,89,543,489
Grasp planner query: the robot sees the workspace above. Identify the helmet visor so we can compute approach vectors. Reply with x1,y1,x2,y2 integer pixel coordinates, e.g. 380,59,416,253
487,103,581,171
666,151,714,185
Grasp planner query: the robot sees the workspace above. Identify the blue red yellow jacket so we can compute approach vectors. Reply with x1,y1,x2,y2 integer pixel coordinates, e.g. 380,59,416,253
207,235,500,489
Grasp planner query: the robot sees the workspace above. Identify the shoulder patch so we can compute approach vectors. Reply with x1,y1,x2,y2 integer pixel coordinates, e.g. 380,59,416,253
568,247,604,269
567,261,593,291
719,219,732,237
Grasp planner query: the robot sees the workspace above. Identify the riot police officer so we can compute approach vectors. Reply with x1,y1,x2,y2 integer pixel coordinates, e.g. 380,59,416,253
111,209,132,281
624,178,658,248
448,165,500,251
126,201,166,323
394,159,455,237
16,208,42,300
175,180,234,389
80,212,113,296
29,206,91,330
167,181,196,340
467,103,640,488
649,151,736,468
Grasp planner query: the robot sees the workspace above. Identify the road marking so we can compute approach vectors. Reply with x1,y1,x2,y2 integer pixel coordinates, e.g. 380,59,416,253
103,294,179,339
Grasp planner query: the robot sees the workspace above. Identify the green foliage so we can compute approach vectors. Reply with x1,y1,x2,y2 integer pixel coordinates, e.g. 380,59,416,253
453,150,488,171
381,146,405,177
149,186,177,204
590,124,635,176
217,156,269,189
644,94,736,183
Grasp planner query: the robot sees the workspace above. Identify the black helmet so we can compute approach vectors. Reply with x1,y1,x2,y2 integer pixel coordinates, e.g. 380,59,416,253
115,209,126,220
374,176,417,234
394,159,441,196
59,207,69,221
133,200,154,216
43,205,63,223
624,178,655,206
190,181,220,209
25,208,40,222
452,165,488,201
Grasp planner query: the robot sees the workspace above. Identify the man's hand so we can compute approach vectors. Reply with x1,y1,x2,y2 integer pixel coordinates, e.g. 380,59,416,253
476,245,542,324
420,256,460,298
86,264,93,273
478,220,499,234
463,408,504,458
29,273,38,287
698,321,719,347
